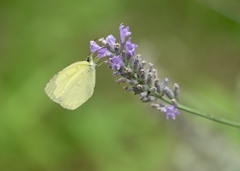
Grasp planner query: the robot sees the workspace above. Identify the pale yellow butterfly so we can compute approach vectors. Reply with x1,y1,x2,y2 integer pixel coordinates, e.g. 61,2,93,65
45,55,97,110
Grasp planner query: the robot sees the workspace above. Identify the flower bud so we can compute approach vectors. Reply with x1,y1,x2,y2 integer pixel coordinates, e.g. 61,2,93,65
173,83,180,100
140,91,148,98
149,87,157,93
137,84,148,92
132,86,142,94
139,69,146,81
116,78,128,84
154,78,162,94
123,86,132,92
133,59,140,73
129,79,139,85
151,69,158,79
147,96,156,101
149,63,154,72
151,103,160,108
141,60,147,68
147,72,153,87
98,37,107,45
164,87,174,99
113,71,121,77
140,97,149,102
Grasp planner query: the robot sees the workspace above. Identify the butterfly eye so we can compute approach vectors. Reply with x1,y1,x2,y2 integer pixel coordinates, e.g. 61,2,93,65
86,56,91,62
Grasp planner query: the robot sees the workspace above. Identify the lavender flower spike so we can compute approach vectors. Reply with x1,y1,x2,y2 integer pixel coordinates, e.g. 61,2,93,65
86,23,240,129
89,23,180,120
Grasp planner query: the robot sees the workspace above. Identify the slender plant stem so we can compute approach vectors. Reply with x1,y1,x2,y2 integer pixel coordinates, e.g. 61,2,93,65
160,96,240,129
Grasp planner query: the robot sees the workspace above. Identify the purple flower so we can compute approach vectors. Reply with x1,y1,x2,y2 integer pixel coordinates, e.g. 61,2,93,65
90,41,112,58
97,47,112,58
162,105,180,120
125,37,138,57
119,23,131,44
110,55,124,70
106,35,116,49
90,40,101,53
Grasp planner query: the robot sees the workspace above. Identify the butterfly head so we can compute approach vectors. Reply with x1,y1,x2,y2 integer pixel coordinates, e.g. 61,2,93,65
86,54,96,68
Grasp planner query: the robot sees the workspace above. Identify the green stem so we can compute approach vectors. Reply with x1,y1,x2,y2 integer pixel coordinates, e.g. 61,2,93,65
160,96,240,129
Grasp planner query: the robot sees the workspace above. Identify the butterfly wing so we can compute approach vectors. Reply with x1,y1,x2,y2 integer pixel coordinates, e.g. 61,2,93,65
59,64,95,110
45,61,96,110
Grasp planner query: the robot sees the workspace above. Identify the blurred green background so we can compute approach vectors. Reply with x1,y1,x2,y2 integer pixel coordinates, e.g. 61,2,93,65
1,0,240,170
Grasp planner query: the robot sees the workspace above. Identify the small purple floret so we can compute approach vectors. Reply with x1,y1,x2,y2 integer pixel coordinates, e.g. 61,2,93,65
90,41,111,58
110,55,124,70
119,23,131,44
97,47,108,58
106,35,116,49
125,37,138,57
90,40,101,53
97,47,112,58
163,105,180,120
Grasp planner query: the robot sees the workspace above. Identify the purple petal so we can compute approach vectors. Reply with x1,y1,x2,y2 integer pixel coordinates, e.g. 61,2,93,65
125,37,138,57
119,23,131,44
90,40,101,53
163,105,180,120
90,40,112,58
110,55,124,70
106,35,116,49
97,47,112,58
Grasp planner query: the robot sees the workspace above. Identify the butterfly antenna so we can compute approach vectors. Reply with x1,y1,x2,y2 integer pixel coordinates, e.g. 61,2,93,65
94,57,100,64
96,60,107,66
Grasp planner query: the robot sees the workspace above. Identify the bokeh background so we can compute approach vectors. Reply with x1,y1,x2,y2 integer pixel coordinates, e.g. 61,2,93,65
1,0,240,170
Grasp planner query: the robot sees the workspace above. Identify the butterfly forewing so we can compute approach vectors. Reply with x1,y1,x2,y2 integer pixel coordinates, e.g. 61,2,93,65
45,61,95,109
60,65,95,109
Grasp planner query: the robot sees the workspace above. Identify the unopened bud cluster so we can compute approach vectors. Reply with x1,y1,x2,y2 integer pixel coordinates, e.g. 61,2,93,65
114,55,180,119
